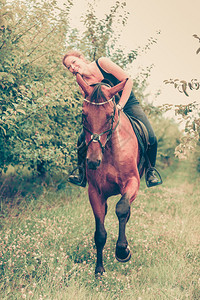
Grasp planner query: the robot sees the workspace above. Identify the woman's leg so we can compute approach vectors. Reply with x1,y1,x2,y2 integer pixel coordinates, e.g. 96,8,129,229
68,130,87,187
124,104,156,144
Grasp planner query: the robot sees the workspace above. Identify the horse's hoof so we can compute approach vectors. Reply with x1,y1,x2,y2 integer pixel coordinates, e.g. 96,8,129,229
95,266,105,277
115,245,131,263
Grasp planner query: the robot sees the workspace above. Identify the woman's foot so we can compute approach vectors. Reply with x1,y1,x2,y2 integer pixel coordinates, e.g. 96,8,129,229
68,174,87,187
145,168,162,187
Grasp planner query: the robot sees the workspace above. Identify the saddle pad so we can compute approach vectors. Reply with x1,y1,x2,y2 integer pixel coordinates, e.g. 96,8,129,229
124,113,149,177
125,114,149,153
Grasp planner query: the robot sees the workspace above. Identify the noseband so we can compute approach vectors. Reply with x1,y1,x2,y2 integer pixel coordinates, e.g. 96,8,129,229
83,98,120,153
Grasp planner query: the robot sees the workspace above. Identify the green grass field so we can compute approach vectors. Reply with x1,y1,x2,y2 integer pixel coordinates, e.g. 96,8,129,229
0,162,199,299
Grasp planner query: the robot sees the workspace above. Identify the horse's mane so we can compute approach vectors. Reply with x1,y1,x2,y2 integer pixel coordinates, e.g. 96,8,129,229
90,80,120,104
90,82,110,104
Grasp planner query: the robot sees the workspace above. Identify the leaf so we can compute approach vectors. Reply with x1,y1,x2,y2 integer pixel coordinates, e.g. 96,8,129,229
0,126,6,135
196,48,200,54
0,17,7,28
193,34,200,41
183,89,189,97
17,109,26,115
188,82,193,90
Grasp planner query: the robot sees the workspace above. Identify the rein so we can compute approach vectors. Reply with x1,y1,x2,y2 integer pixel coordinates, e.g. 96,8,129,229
83,98,120,153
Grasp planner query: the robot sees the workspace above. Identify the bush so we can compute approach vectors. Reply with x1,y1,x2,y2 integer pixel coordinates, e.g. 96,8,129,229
0,0,81,175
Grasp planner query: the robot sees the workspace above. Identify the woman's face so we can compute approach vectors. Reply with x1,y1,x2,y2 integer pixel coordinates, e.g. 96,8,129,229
64,55,87,75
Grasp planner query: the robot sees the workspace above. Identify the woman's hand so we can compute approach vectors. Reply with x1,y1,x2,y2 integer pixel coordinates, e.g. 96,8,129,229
116,103,123,111
98,57,133,108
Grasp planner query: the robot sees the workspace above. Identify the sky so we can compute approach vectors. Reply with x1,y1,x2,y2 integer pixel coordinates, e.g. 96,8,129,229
57,0,200,109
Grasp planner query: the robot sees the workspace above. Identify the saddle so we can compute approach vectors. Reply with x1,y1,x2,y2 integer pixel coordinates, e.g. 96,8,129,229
124,113,149,176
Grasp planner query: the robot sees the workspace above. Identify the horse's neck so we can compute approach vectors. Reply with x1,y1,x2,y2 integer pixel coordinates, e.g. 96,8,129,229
111,111,137,150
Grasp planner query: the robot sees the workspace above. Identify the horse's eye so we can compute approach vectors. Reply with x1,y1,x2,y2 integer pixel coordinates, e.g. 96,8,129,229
106,115,113,123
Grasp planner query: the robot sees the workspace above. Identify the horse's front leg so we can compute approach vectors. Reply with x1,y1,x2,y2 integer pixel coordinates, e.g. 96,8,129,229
115,177,139,262
88,185,107,276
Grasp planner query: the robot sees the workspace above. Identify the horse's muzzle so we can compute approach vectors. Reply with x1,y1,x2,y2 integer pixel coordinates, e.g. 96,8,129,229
87,159,101,170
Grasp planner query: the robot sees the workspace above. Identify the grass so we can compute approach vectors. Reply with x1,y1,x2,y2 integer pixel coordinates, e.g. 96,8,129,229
0,162,199,299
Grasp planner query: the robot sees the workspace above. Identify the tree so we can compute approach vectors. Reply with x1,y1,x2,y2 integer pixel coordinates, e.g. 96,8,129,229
163,35,200,171
0,0,80,175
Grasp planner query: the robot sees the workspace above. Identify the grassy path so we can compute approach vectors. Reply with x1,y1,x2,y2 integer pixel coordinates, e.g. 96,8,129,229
0,162,199,299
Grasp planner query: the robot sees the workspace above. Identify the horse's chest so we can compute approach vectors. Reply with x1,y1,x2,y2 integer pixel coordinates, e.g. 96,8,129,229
90,164,119,191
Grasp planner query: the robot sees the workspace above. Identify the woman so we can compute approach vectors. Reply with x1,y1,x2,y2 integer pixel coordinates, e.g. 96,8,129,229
63,50,161,187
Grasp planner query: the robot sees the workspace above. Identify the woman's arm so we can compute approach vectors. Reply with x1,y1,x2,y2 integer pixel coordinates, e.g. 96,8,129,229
98,57,133,108
79,85,85,97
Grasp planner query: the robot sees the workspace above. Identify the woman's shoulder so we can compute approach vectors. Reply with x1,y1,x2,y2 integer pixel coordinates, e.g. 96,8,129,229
97,57,129,81
97,57,120,74
98,56,113,66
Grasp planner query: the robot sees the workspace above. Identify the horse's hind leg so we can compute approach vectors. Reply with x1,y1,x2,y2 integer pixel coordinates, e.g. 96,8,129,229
115,193,131,262
88,186,107,276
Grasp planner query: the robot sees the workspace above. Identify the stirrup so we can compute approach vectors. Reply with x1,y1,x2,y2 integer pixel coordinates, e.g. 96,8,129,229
68,165,86,187
145,167,163,188
69,166,79,176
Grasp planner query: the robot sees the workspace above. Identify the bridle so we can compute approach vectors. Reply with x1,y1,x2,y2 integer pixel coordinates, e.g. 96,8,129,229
83,97,113,106
82,97,120,153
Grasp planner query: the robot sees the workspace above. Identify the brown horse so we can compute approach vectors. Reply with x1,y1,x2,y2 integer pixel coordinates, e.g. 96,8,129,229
76,74,142,276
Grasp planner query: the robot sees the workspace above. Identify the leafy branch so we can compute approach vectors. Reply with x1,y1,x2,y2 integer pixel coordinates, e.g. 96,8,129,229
193,34,200,54
163,78,200,96
163,34,200,161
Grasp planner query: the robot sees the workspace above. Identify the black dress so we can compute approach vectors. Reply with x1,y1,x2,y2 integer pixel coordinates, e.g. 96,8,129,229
95,59,157,147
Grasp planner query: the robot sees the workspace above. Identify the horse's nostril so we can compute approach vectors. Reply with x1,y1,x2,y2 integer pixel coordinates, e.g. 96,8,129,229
87,159,101,170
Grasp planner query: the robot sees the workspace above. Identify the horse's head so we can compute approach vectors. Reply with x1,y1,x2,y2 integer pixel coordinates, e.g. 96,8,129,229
76,73,127,170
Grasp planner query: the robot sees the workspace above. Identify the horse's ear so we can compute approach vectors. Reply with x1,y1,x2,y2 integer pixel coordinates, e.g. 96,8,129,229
76,73,93,97
108,78,128,98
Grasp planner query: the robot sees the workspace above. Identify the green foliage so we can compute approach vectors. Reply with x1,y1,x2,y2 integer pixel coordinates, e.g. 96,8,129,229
173,102,200,161
163,34,200,172
143,103,181,168
67,0,131,63
161,98,200,171
0,0,81,175
156,118,181,168
163,78,200,97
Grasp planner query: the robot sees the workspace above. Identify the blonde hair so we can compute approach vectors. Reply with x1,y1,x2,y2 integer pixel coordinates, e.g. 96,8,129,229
62,50,88,66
